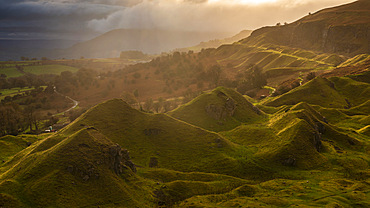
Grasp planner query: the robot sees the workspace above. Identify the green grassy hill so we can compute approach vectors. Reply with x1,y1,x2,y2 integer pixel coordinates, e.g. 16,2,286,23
214,44,340,82
239,0,370,56
60,99,269,179
264,76,370,108
0,128,155,207
1,85,369,207
0,135,39,163
169,87,265,132
1,1,370,205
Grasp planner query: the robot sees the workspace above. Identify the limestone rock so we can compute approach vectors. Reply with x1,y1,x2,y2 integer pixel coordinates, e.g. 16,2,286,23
205,98,236,120
109,144,137,174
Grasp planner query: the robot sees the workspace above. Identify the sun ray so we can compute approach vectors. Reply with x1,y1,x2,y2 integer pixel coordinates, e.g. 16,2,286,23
208,0,278,5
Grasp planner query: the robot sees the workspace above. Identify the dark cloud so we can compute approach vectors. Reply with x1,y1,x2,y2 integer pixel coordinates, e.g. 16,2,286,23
87,0,356,33
0,1,122,21
0,0,356,40
0,0,124,39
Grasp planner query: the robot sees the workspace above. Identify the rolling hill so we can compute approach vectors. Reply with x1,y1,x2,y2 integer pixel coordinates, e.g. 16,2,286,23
240,0,370,56
264,76,370,108
1,82,369,207
1,1,370,207
169,87,265,132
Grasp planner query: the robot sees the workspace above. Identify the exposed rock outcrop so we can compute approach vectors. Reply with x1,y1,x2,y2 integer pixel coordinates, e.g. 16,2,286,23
205,98,236,120
109,144,136,174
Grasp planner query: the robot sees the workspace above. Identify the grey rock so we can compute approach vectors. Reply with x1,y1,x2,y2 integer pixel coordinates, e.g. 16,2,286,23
109,144,137,174
205,98,236,120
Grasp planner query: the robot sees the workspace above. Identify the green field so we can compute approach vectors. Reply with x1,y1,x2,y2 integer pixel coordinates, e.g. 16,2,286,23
0,68,24,78
0,86,45,100
23,65,79,75
0,64,79,78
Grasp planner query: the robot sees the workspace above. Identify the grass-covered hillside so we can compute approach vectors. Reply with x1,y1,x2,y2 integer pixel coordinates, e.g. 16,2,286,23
264,76,370,108
169,87,265,132
1,2,369,207
1,74,369,207
240,0,370,56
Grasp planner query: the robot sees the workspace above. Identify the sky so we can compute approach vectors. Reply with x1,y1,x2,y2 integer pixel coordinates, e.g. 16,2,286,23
0,0,356,41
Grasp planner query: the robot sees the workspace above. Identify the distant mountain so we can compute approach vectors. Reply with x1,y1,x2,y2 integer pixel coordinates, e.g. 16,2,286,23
60,29,234,59
240,0,370,56
174,30,252,52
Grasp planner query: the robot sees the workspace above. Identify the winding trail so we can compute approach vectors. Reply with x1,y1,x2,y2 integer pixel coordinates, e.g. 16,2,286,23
53,86,79,115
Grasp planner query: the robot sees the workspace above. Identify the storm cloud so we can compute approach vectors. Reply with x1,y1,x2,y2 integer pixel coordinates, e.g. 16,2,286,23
0,0,356,40
87,0,356,33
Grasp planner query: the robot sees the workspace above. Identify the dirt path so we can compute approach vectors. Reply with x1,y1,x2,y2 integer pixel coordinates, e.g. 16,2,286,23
54,86,79,114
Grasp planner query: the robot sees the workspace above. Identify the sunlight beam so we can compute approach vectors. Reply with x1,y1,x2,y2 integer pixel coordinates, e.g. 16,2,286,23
208,0,278,5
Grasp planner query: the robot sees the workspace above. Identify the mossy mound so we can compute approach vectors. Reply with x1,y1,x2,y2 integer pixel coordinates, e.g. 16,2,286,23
265,77,369,108
169,87,265,132
328,76,370,107
256,104,328,169
220,124,279,147
61,99,252,177
0,128,155,207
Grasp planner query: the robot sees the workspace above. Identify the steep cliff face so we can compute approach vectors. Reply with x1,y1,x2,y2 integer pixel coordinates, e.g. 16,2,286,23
242,0,370,56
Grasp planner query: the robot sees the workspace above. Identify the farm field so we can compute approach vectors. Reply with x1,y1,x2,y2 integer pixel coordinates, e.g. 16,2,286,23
23,65,79,75
0,87,37,100
0,68,23,78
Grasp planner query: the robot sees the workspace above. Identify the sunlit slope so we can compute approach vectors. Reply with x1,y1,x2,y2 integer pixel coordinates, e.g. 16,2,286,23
0,135,39,163
204,0,370,84
0,81,369,207
213,44,343,84
0,128,154,207
239,0,370,56
216,44,343,69
169,87,265,132
264,76,370,108
62,99,251,176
